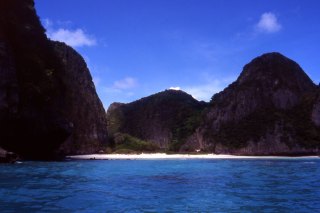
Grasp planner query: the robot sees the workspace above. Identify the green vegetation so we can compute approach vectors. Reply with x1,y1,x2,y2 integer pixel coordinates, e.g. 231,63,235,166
106,89,208,153
113,149,139,154
113,133,160,153
169,110,203,151
106,104,124,136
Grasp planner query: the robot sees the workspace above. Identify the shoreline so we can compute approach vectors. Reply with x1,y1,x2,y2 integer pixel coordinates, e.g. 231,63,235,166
67,153,320,160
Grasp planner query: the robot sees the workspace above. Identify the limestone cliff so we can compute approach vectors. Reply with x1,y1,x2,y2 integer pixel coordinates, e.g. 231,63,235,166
312,91,320,127
107,90,207,151
184,53,320,155
53,42,108,155
208,52,315,129
0,0,108,159
2,1,318,157
107,53,320,155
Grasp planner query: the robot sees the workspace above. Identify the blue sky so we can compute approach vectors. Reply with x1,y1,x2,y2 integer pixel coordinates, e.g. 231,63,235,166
35,0,320,108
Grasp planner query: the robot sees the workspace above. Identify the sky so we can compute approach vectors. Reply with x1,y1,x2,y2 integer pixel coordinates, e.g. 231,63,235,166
35,0,320,108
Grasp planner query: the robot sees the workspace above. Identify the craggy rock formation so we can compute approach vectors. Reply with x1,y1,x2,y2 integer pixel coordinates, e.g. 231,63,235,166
0,0,71,159
312,92,320,127
106,102,125,137
108,53,320,155
107,90,207,151
53,42,108,155
0,0,108,159
208,52,315,129
184,53,320,155
2,1,318,157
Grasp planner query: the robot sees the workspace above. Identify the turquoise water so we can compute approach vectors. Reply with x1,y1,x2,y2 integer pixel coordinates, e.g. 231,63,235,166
1,159,320,212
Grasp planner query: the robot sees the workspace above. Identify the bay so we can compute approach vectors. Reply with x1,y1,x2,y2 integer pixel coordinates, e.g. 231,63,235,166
1,159,320,212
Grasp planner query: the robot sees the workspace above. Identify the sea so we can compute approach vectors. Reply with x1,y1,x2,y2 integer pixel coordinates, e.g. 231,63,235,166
0,158,320,212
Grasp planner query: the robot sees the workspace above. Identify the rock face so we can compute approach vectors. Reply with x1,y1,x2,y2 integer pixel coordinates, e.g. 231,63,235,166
0,0,108,159
2,1,318,157
312,92,320,127
107,90,207,151
53,42,108,155
208,52,315,129
184,53,320,155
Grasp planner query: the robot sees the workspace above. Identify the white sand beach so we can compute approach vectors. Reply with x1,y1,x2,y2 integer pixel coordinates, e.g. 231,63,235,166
67,153,319,160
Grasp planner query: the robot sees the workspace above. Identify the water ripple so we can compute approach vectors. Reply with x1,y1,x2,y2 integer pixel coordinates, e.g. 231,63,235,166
0,159,320,212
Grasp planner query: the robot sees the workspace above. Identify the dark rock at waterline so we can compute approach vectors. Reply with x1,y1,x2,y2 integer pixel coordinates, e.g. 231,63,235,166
0,147,18,163
0,0,72,159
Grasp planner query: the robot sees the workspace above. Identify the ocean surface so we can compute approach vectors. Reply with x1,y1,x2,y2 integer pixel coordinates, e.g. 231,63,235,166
1,158,320,212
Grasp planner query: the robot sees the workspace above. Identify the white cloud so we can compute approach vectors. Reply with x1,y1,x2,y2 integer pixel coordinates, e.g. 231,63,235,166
183,75,235,101
92,76,101,87
169,86,181,90
47,28,96,47
256,12,282,33
113,77,138,90
103,87,122,94
43,18,53,28
185,81,224,101
101,78,139,107
42,18,96,48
